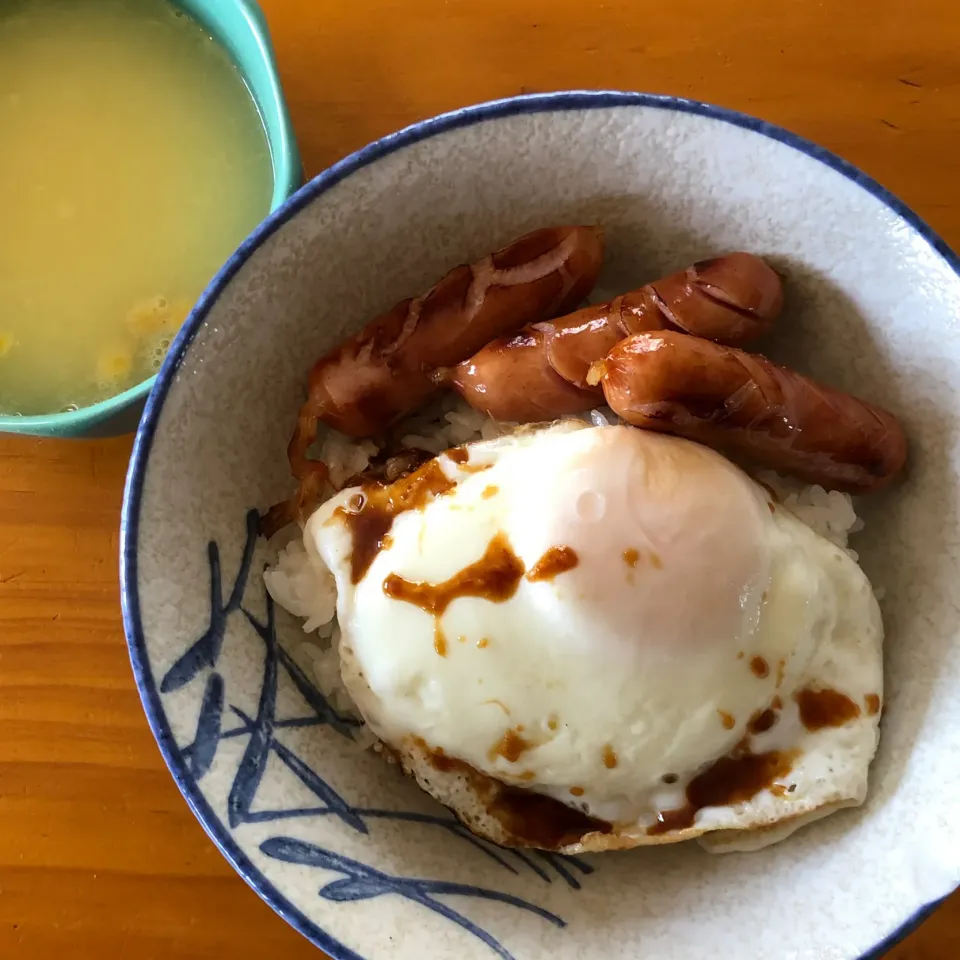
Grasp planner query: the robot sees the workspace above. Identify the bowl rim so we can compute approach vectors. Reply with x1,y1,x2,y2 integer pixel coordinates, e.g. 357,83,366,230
120,89,960,960
0,0,301,438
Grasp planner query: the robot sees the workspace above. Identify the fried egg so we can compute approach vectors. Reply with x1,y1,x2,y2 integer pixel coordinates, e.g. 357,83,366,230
305,422,883,852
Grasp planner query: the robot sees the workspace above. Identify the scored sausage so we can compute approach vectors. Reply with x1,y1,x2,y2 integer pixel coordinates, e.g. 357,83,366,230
446,329,600,422
262,224,604,535
590,331,906,494
304,224,604,437
443,253,782,422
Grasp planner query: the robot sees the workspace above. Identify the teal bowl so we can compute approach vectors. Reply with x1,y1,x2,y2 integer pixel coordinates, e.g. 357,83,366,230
0,0,300,439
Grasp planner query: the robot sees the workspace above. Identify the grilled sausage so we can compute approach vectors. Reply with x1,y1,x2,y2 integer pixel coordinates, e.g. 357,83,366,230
446,328,598,423
305,224,604,437
590,331,906,493
262,225,604,535
445,253,782,422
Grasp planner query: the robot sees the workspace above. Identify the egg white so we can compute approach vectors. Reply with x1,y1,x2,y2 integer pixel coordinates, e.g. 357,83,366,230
307,423,883,847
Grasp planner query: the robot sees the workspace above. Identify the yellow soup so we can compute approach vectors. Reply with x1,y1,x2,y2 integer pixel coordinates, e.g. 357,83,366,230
0,0,273,416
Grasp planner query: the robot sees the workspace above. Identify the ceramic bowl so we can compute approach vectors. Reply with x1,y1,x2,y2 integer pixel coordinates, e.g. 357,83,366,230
120,92,960,960
0,0,300,439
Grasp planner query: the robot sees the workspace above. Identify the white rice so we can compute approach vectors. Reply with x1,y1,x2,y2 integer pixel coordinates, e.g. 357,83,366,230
754,470,863,555
264,399,864,716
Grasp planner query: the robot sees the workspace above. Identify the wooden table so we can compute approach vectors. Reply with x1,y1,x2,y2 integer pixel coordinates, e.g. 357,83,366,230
1,0,958,956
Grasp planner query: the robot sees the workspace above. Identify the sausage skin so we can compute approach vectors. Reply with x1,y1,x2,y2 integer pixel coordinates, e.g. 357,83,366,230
591,331,906,494
446,253,782,422
306,225,604,437
262,225,604,535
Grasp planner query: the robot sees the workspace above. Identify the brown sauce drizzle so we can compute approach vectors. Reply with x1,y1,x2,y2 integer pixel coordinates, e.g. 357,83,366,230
526,545,579,582
421,741,611,848
433,623,447,657
865,693,881,716
650,552,663,570
648,746,796,835
383,531,525,615
343,447,433,489
775,658,786,688
444,445,491,473
489,727,534,763
337,458,456,583
749,656,770,678
481,484,499,499
755,479,777,500
602,744,618,769
649,806,700,835
570,786,585,796
487,784,612,849
718,710,736,730
477,637,489,649
622,547,639,568
747,707,778,735
795,686,861,731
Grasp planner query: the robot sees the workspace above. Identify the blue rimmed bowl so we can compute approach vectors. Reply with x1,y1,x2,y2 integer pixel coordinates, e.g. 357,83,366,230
0,0,300,439
120,92,960,959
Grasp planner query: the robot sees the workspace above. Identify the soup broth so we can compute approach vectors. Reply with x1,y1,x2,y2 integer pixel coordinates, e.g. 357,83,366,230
0,0,273,416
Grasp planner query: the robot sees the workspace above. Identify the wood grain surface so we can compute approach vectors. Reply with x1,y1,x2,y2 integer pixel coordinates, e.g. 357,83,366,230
1,0,958,956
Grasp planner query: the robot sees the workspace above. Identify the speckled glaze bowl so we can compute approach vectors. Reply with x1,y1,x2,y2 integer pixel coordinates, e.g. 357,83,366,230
120,92,960,960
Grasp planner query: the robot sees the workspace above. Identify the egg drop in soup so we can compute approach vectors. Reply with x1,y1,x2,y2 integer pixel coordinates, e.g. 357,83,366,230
0,0,273,415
